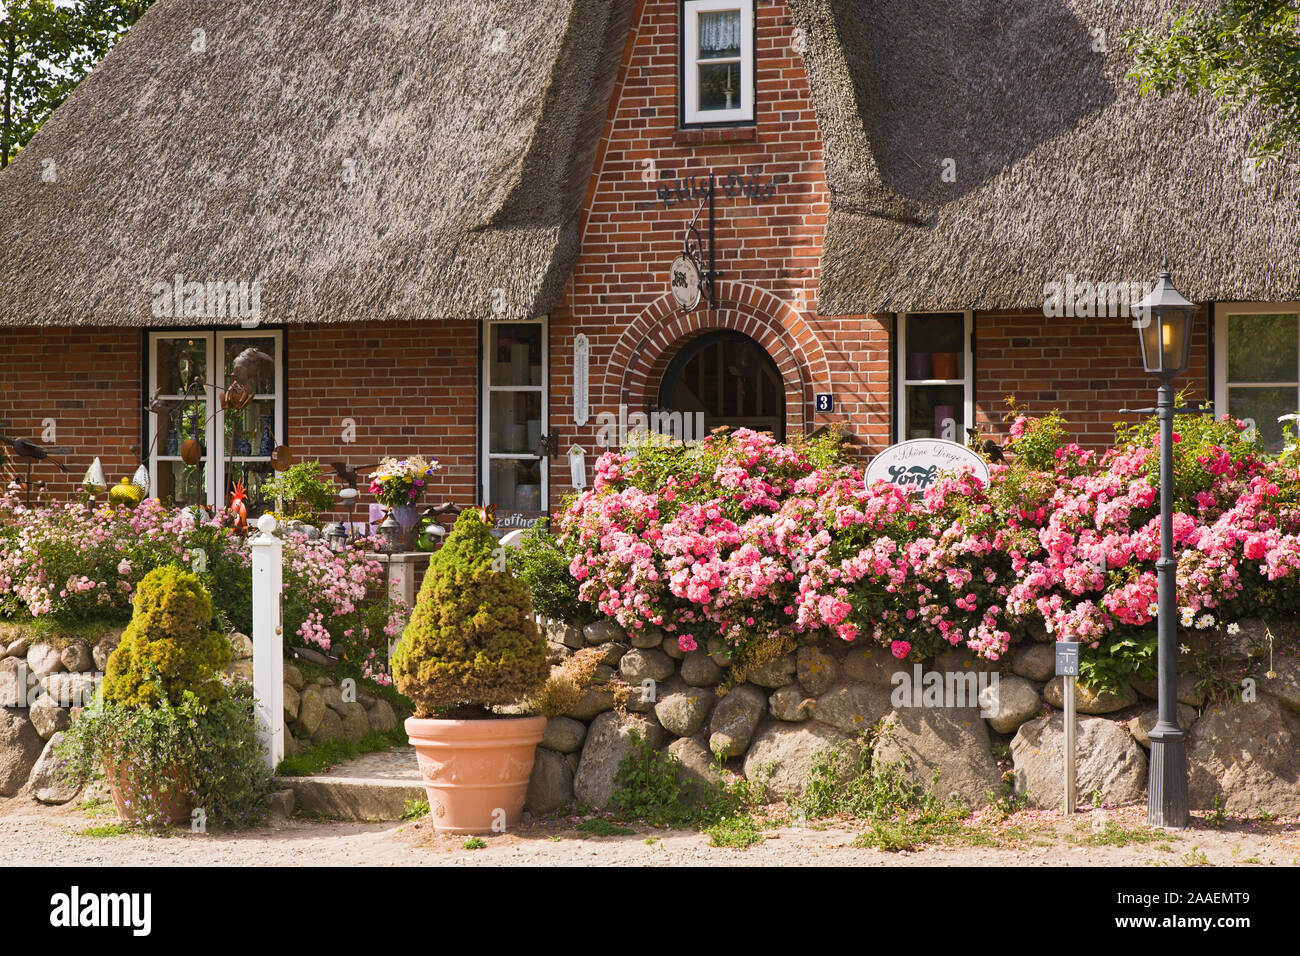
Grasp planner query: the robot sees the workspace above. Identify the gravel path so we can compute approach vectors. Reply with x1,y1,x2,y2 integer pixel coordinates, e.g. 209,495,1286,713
1,798,1296,867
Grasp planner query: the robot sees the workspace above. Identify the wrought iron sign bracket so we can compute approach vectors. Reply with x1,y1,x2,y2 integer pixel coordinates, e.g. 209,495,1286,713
683,174,721,309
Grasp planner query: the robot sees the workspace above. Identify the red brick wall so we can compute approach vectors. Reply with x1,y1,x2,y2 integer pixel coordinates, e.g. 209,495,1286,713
0,328,140,502
973,307,1212,449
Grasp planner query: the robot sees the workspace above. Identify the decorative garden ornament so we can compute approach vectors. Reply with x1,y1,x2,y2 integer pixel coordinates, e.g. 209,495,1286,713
108,477,143,509
229,479,249,531
181,438,201,466
131,464,150,495
82,457,107,496
270,445,293,471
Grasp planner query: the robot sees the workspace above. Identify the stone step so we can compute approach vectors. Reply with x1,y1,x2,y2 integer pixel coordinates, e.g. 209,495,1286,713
281,775,426,822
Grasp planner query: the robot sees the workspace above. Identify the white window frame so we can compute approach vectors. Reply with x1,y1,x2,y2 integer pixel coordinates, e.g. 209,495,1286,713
895,311,974,444
146,329,285,510
682,0,755,126
481,317,549,512
1213,302,1300,442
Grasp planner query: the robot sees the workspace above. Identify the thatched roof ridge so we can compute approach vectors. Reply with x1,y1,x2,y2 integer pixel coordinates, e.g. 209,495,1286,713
0,0,634,326
808,0,1300,315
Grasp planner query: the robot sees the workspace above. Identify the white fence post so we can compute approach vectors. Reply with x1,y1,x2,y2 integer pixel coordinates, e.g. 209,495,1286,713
251,513,284,772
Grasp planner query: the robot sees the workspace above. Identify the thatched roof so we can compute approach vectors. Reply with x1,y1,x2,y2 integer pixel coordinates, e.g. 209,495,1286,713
0,0,632,326
799,0,1300,315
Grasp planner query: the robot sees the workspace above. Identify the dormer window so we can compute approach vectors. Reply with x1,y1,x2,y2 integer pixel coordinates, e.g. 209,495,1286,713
681,0,754,126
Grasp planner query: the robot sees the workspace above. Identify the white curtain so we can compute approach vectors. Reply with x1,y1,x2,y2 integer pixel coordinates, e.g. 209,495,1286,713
699,10,741,54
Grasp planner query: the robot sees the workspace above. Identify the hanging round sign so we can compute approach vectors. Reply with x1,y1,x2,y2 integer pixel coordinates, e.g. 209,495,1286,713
669,254,702,312
865,438,990,493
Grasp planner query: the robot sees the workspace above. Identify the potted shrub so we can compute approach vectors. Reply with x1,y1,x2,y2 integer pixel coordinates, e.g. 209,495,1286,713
261,459,338,529
59,565,271,827
390,509,549,833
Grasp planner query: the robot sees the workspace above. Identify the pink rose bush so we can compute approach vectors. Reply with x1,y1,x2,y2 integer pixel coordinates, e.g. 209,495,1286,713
549,409,1300,689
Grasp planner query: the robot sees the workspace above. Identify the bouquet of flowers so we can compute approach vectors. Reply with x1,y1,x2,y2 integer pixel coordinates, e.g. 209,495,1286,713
369,456,440,508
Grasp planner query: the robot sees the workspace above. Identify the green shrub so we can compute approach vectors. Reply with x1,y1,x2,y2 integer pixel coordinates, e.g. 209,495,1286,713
101,565,232,709
390,510,548,716
506,518,595,627
261,460,338,525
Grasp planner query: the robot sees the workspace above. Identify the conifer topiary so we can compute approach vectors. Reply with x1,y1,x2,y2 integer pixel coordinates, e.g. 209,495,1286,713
391,509,549,717
102,565,232,709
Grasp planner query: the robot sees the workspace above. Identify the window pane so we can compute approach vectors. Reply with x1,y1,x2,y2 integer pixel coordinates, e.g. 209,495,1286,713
906,384,965,441
488,458,543,511
159,400,209,458
490,324,543,386
698,10,741,59
905,313,964,380
227,461,275,518
223,399,278,457
155,461,207,508
223,336,277,394
156,337,207,395
699,62,741,112
1227,313,1298,382
1228,386,1296,454
489,392,543,454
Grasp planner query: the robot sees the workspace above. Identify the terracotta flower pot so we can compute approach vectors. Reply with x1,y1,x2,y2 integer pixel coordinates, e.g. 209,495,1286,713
103,759,194,826
405,714,547,834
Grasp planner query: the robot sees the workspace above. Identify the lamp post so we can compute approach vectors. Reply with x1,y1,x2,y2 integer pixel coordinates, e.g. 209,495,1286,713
1133,260,1195,829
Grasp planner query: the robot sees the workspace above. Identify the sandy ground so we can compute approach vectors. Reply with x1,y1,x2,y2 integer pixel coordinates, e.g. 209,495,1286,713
0,797,1296,867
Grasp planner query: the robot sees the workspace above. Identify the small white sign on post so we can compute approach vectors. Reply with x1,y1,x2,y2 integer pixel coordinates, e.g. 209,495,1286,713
574,333,590,427
568,444,587,491
250,513,284,772
865,438,990,492
1056,641,1080,815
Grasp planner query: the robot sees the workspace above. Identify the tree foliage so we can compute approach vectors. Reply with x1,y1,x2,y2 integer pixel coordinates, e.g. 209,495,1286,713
1126,0,1300,163
0,0,152,167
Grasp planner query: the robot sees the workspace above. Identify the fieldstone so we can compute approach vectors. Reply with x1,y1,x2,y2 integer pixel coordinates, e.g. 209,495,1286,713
542,716,587,754
625,684,656,713
743,718,857,800
282,683,300,724
619,647,674,684
92,635,119,671
1011,643,1055,681
0,708,44,797
667,733,725,804
39,672,99,708
30,732,79,804
283,729,300,757
1187,696,1300,814
338,702,370,742
595,642,628,667
933,647,1000,674
226,660,254,682
29,694,70,739
1126,704,1199,749
26,644,63,677
1258,654,1300,712
546,643,571,665
746,652,796,689
842,645,903,685
874,707,1003,808
356,690,377,708
661,635,686,660
227,632,254,660
707,636,732,667
592,664,616,685
294,684,326,736
1042,677,1138,714
573,712,663,808
708,683,766,757
311,707,345,745
654,685,715,737
293,647,332,668
546,622,585,650
564,686,616,721
283,663,305,690
59,643,92,673
525,747,575,815
680,649,723,686
1011,713,1147,809
4,638,25,659
367,699,398,732
769,684,815,722
1222,619,1274,660
322,684,346,714
0,657,29,708
583,619,624,646
978,675,1042,734
630,627,663,649
812,681,892,735
796,645,839,696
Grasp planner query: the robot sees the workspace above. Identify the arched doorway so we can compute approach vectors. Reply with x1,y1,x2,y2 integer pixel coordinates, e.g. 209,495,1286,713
657,331,786,440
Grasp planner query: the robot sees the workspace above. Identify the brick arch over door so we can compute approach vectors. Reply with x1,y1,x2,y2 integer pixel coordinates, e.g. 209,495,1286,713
607,282,831,437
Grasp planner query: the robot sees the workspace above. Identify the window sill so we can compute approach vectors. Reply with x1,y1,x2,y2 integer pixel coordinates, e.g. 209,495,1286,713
673,126,757,146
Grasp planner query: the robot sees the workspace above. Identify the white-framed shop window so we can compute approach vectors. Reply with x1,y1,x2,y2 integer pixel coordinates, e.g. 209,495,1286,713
482,318,548,514
1214,302,1300,453
896,311,973,444
681,0,754,126
146,329,284,513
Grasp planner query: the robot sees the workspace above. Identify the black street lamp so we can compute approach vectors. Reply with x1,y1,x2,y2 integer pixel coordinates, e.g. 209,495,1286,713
1133,260,1196,829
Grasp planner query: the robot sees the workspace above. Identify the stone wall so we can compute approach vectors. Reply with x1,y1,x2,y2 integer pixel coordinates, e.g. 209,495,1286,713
525,618,1300,817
